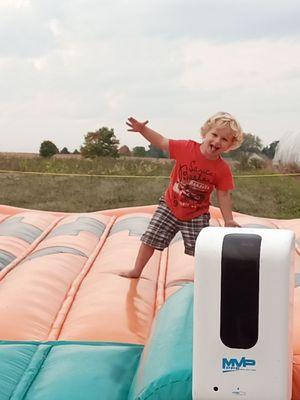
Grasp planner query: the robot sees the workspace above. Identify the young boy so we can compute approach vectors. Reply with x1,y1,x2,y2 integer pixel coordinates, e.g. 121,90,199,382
125,112,244,278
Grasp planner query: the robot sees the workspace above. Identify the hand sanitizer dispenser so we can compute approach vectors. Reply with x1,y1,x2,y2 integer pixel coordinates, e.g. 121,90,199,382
193,227,295,400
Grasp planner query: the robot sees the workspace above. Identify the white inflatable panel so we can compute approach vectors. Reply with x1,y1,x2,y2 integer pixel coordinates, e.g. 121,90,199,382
193,227,295,400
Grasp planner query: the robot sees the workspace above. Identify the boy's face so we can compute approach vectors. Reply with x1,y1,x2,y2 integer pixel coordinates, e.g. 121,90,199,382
201,125,234,159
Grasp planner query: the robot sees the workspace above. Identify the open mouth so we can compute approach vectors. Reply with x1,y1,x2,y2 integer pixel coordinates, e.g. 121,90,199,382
210,144,220,152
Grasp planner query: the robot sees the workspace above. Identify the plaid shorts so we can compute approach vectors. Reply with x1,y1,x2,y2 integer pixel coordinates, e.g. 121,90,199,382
141,197,210,256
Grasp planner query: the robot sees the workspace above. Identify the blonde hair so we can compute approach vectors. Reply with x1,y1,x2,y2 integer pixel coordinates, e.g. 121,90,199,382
201,112,244,150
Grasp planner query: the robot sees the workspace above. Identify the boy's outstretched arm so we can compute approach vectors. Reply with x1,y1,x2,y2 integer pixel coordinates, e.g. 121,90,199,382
126,117,169,152
216,189,240,227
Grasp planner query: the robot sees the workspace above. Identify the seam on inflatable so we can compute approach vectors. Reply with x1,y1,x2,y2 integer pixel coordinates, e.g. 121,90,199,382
9,343,52,400
154,249,168,316
0,204,66,217
152,251,163,321
0,214,16,272
0,215,65,281
46,216,117,341
0,214,12,224
101,205,157,218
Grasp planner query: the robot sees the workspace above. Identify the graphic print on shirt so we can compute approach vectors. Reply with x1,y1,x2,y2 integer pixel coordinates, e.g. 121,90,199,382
172,161,214,209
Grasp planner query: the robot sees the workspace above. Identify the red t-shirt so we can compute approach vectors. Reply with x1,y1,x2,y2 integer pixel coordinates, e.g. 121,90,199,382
164,139,234,221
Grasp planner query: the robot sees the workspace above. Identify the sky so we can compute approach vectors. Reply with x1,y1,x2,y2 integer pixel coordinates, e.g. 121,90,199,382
0,0,300,153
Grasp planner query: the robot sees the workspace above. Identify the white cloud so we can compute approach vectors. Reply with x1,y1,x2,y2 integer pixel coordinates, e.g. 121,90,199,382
180,39,300,91
0,0,31,9
32,56,47,71
0,1,300,152
48,18,62,37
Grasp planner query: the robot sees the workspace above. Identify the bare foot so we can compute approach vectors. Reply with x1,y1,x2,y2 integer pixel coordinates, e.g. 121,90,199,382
120,270,141,279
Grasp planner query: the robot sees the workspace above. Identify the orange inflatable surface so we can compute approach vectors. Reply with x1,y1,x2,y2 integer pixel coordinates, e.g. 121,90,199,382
0,204,299,398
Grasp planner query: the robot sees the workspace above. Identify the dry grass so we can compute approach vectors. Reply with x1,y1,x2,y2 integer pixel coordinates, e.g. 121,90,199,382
0,173,169,212
0,154,174,176
0,171,299,218
232,175,300,218
0,153,299,217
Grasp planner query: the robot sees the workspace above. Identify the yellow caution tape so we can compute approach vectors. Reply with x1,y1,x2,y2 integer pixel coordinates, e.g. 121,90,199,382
0,170,299,179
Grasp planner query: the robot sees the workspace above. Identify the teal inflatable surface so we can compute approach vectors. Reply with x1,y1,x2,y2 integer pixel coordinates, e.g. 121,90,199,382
0,342,143,400
129,283,193,399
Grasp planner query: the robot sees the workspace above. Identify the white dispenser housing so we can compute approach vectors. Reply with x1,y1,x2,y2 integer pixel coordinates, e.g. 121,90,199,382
193,227,295,400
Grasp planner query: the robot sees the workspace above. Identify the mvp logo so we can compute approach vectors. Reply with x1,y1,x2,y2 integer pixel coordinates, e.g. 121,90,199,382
222,357,256,372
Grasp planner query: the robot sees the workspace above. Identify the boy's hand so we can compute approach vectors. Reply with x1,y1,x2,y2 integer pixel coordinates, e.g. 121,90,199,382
126,117,149,133
224,219,240,227
126,117,169,151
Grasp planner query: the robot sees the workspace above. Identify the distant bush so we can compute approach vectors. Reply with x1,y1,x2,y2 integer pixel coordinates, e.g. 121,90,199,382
236,153,266,171
274,162,300,174
262,140,279,159
248,157,266,170
81,127,119,158
39,141,59,157
60,147,70,154
147,144,168,158
132,146,147,157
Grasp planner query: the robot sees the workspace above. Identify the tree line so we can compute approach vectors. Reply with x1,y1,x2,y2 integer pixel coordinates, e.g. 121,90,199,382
39,126,279,160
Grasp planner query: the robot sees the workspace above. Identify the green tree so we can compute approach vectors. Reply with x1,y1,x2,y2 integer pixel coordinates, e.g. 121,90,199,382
80,127,120,158
262,140,279,159
132,146,147,157
60,147,70,154
228,133,263,157
238,133,263,153
147,144,168,158
39,140,59,157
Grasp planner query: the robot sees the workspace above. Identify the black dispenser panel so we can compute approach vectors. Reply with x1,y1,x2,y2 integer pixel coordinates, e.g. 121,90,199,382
220,233,261,349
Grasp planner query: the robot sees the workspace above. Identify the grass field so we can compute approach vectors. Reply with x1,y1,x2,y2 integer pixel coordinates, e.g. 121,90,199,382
226,175,300,219
0,170,299,219
0,153,299,218
0,154,174,176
